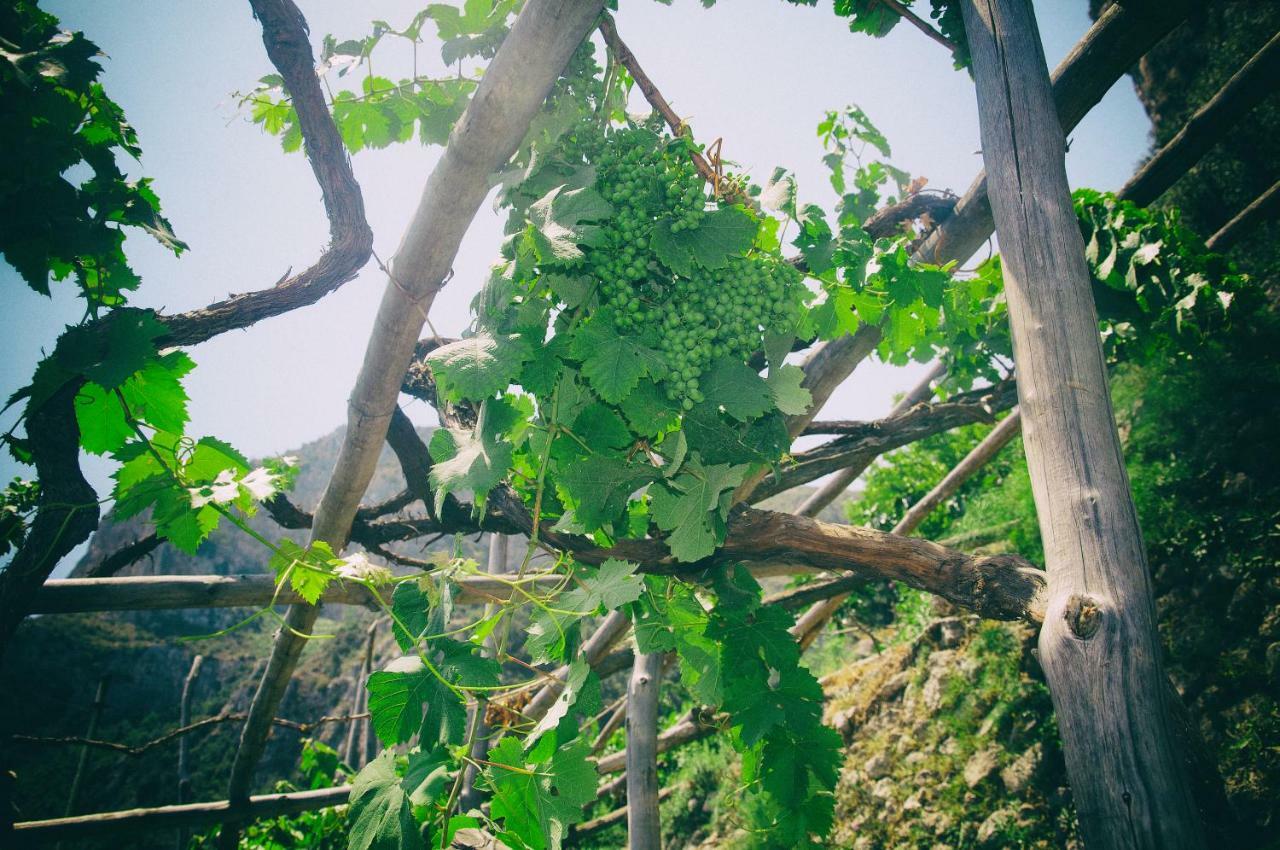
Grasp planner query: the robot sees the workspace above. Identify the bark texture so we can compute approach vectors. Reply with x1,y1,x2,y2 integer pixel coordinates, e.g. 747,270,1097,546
625,651,663,850
961,0,1205,846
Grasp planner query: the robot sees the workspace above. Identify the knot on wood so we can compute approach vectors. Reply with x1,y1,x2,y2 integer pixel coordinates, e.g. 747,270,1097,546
1063,593,1102,639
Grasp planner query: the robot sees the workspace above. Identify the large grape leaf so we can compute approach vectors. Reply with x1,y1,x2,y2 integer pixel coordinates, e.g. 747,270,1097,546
485,735,596,850
569,311,667,404
700,357,774,421
367,655,466,747
555,454,656,531
651,206,757,273
766,363,813,416
528,184,613,264
426,332,530,402
649,458,748,562
348,750,422,850
428,424,512,504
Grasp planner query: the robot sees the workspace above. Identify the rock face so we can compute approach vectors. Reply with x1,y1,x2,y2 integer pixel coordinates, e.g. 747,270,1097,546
821,617,1078,849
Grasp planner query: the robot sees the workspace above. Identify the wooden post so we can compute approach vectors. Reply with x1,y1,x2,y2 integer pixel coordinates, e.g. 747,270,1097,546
625,651,662,850
958,1,1206,847
64,675,110,818
459,533,509,810
176,656,204,850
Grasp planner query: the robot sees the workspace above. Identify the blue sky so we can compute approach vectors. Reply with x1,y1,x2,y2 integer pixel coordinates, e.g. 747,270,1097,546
0,0,1154,572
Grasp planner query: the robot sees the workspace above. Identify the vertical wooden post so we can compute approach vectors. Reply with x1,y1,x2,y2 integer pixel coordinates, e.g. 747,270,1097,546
176,656,204,850
64,675,110,820
355,620,378,768
625,651,662,850
958,1,1206,847
459,533,509,810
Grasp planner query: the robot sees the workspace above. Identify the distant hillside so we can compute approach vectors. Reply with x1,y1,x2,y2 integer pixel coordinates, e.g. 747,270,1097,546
5,421,852,844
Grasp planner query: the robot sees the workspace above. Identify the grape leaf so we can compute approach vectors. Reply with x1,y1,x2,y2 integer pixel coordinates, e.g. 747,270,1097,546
367,655,466,747
429,425,512,504
427,332,530,402
700,357,773,421
555,454,655,532
348,750,422,850
570,311,667,404
766,363,813,416
649,459,748,562
485,736,595,850
528,185,613,264
651,206,757,273
579,558,644,610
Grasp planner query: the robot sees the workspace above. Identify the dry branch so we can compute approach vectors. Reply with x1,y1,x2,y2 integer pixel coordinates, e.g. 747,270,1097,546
29,574,564,615
894,408,1021,534
795,362,945,517
12,712,366,759
754,379,1017,501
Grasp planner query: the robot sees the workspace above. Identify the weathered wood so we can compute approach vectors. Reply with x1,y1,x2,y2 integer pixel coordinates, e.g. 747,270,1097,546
625,651,663,850
914,0,1191,268
796,362,945,517
1205,178,1280,253
12,786,351,842
574,787,675,838
752,379,1018,502
1120,31,1280,207
64,676,110,819
960,1,1205,846
29,574,562,614
895,409,1022,535
176,656,204,850
223,0,607,828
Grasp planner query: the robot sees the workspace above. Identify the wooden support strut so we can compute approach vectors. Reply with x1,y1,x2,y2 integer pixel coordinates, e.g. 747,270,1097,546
959,0,1205,846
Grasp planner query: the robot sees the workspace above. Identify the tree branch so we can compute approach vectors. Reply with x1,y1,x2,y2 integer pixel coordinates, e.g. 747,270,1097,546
155,0,373,347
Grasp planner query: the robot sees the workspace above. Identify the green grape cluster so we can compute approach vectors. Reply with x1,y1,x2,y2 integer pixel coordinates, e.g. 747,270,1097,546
658,256,802,407
576,127,806,411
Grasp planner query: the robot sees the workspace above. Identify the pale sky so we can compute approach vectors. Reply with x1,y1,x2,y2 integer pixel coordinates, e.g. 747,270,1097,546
0,0,1153,573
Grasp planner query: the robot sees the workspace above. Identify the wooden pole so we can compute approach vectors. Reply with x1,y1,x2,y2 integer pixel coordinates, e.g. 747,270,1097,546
220,4,606,841
64,676,110,819
1205,178,1280,253
459,534,509,810
796,362,945,517
894,409,1022,536
959,1,1205,846
625,651,663,850
176,656,204,850
14,786,351,842
1120,31,1280,207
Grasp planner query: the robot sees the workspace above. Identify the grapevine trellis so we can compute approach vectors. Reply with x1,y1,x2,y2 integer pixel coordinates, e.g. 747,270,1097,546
1,0,1277,848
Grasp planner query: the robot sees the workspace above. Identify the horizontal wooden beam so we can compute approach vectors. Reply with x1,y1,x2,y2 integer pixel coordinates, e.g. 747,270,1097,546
29,573,564,615
13,786,351,841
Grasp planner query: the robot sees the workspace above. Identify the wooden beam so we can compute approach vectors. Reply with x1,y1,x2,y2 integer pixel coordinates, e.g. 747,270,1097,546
28,574,563,615
1120,31,1280,207
221,1,609,832
960,0,1205,845
795,362,945,517
894,408,1022,535
1205,178,1280,253
12,786,351,842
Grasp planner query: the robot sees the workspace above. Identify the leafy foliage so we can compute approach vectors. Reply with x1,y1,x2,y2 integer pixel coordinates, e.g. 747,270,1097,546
0,1,186,310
